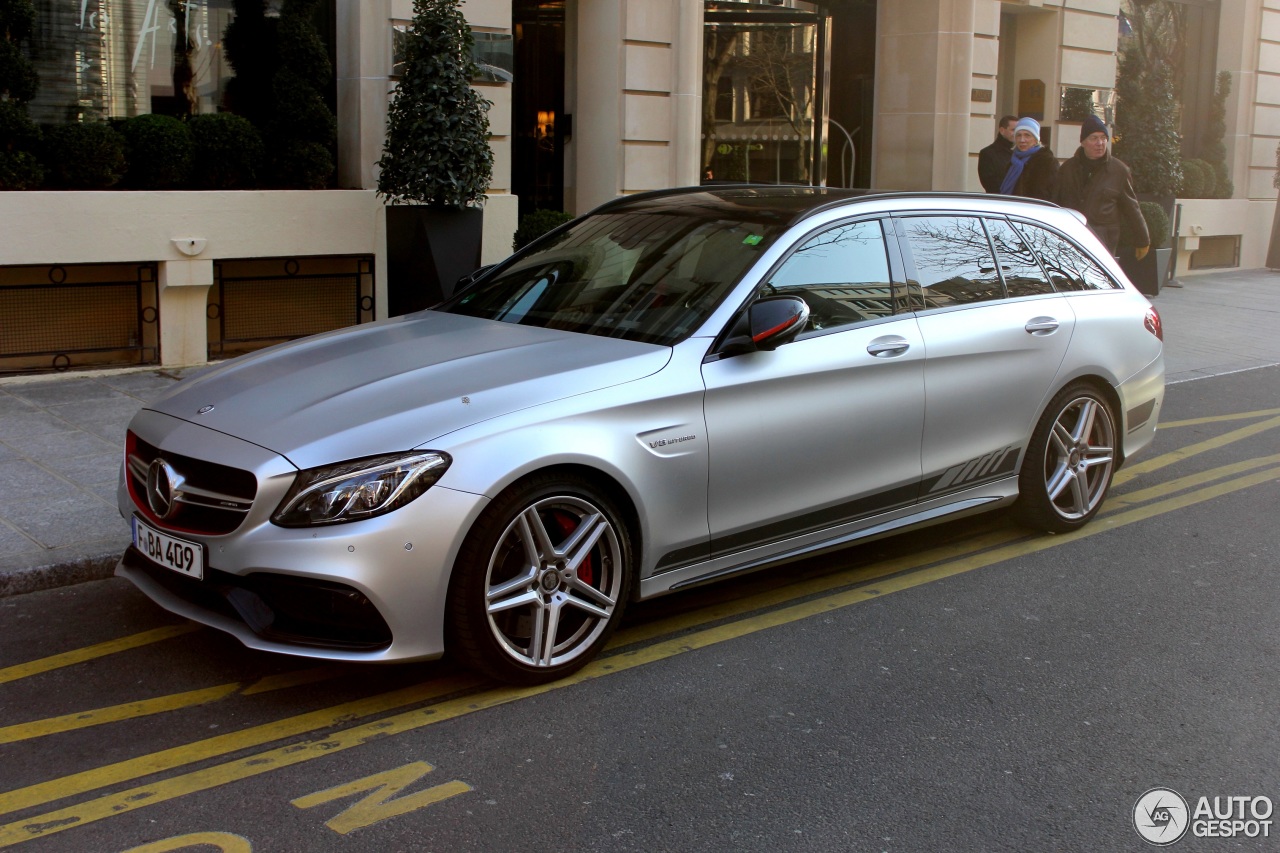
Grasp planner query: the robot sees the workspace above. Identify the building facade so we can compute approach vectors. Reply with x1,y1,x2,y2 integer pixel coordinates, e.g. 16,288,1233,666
1,0,1276,373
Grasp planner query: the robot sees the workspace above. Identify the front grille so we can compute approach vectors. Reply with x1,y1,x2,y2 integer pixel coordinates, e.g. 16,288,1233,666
125,548,393,650
126,431,258,535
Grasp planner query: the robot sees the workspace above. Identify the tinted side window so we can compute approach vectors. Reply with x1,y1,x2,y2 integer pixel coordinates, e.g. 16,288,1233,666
985,218,1055,297
1011,222,1119,291
898,216,1004,308
766,219,895,332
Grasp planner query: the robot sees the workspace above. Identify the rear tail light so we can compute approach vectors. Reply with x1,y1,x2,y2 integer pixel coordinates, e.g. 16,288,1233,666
1144,306,1163,341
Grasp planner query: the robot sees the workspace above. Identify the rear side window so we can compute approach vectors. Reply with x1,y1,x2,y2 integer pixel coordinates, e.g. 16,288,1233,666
985,218,1055,297
1011,222,1119,291
766,219,895,332
898,216,1004,307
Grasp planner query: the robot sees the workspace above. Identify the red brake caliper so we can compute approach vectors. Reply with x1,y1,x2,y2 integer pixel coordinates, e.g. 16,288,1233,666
549,510,594,586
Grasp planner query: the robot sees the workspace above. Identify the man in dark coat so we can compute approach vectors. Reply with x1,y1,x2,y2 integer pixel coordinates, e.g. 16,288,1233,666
1054,115,1149,259
999,117,1058,201
978,115,1016,193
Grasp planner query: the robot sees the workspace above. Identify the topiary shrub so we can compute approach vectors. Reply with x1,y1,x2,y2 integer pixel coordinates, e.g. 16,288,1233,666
188,112,263,189
378,0,493,207
40,122,126,189
1205,71,1233,198
1122,200,1170,250
120,113,193,189
1142,201,1170,249
513,209,573,251
1115,50,1182,198
1179,159,1212,199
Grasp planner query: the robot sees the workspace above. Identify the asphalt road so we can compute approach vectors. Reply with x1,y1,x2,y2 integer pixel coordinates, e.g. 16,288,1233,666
1,366,1278,853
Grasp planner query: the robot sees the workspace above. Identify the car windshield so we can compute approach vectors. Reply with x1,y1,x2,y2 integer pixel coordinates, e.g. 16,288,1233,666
441,208,784,345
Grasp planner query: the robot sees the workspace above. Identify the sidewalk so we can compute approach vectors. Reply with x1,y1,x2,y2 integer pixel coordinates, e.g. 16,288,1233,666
2,268,1279,597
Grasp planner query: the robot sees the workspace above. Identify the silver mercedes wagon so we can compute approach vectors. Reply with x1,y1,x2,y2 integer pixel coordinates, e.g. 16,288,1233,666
117,187,1165,684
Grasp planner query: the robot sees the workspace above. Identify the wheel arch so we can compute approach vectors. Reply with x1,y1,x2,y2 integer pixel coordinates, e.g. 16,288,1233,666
447,462,646,603
1039,373,1126,466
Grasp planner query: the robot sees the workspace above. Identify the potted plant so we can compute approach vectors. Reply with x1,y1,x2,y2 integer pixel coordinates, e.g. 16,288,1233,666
377,0,493,315
1119,201,1171,296
1114,34,1182,295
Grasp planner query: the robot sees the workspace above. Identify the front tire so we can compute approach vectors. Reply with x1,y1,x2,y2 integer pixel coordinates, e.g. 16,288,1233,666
447,474,633,685
1015,382,1117,533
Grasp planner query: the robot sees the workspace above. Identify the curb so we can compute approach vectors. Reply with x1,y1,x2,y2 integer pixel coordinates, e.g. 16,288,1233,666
0,547,123,598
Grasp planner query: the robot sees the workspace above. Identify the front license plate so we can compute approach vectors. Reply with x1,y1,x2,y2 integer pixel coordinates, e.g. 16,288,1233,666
132,516,205,581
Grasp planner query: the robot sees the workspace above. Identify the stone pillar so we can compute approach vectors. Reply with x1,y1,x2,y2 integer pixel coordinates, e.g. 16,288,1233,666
157,260,214,368
571,0,701,212
873,0,977,191
335,0,391,191
672,0,704,189
574,0,625,212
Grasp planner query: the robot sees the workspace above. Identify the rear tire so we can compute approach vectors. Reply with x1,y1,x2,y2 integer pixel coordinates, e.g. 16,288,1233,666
447,473,633,685
1015,382,1117,533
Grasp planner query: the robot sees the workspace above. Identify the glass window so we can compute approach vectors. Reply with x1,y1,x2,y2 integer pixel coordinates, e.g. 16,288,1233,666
28,1,239,123
1011,222,1119,291
984,218,1055,297
472,32,514,83
898,216,1004,307
765,219,894,332
444,209,785,346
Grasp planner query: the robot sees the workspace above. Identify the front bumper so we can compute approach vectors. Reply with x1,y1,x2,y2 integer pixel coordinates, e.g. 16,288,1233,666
117,411,489,663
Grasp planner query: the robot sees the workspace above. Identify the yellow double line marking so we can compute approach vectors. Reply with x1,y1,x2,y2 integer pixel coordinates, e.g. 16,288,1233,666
0,668,345,745
0,625,199,686
0,406,1277,846
2,462,1278,846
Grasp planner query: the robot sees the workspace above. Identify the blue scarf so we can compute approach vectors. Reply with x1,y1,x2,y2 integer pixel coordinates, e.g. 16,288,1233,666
1000,145,1040,195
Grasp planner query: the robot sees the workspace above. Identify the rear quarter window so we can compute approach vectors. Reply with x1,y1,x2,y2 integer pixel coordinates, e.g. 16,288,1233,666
1010,221,1119,291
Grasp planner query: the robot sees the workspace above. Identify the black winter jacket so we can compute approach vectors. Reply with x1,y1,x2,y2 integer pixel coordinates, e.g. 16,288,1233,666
978,135,1013,194
1053,148,1148,254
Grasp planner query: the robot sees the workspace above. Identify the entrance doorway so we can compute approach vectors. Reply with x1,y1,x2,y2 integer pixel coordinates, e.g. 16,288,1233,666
702,1,831,186
512,1,566,219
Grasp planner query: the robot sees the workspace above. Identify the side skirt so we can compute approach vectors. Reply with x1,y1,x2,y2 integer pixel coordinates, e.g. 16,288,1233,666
637,477,1019,599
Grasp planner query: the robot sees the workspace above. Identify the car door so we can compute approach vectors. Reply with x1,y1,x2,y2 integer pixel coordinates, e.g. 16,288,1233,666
893,214,1076,499
701,218,926,561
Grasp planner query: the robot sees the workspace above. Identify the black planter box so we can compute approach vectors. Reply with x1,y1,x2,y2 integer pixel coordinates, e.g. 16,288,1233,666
386,206,484,316
1118,246,1171,297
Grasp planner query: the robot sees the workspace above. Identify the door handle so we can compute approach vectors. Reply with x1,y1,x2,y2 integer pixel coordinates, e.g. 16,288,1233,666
1024,317,1060,335
867,336,910,357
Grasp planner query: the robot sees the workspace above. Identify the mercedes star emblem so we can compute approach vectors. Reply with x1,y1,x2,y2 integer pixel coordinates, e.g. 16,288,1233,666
146,459,184,519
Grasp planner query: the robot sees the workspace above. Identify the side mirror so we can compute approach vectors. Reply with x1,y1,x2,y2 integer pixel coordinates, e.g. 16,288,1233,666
718,295,810,356
747,295,810,351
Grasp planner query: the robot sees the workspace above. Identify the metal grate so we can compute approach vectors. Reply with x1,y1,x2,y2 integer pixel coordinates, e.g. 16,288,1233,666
0,265,159,374
209,257,375,358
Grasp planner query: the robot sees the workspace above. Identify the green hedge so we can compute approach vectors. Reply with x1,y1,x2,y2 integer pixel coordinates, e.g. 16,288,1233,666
188,113,264,190
40,122,126,189
120,114,193,189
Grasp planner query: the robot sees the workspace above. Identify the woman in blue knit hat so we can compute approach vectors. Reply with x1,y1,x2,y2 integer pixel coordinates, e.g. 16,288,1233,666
999,117,1058,201
1053,114,1150,259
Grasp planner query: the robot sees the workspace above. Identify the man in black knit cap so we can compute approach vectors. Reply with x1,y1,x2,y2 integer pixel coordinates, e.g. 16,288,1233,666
1054,114,1149,259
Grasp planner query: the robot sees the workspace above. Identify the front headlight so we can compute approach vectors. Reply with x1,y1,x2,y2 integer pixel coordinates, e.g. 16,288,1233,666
272,452,451,527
